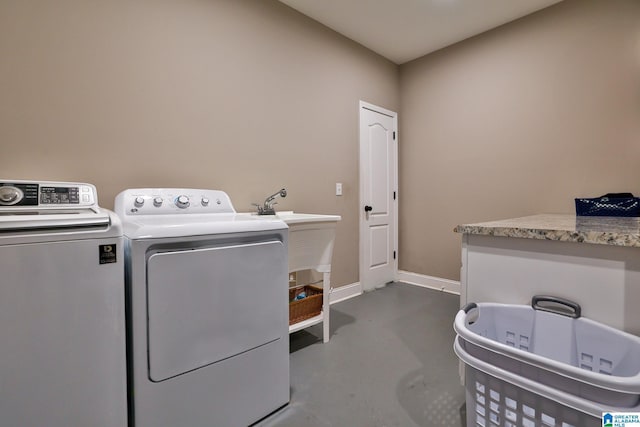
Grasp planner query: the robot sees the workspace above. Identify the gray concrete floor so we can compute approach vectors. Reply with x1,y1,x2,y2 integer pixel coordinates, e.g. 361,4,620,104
255,282,466,427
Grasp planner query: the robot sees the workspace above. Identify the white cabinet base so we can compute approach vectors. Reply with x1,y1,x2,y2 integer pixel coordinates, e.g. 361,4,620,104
461,234,640,336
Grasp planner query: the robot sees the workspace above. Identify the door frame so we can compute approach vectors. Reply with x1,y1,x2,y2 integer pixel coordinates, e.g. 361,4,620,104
358,100,398,291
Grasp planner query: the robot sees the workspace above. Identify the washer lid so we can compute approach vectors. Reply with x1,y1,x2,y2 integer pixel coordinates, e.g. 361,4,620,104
0,207,110,230
121,213,287,239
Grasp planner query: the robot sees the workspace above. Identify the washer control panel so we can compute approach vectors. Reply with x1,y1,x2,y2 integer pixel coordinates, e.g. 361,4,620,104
116,188,235,215
0,181,97,207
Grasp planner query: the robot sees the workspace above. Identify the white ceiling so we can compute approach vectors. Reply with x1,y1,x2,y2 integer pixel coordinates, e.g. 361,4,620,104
278,0,564,64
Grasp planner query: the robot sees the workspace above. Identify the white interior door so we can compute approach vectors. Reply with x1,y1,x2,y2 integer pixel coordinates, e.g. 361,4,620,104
359,101,398,291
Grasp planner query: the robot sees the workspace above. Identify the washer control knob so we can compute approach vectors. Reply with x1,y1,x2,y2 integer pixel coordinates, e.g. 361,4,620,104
153,197,163,207
0,186,23,205
134,196,145,207
201,197,210,207
175,195,190,208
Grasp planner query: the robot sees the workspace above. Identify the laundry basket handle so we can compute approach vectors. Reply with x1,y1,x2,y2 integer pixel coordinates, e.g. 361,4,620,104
531,295,581,318
461,302,477,313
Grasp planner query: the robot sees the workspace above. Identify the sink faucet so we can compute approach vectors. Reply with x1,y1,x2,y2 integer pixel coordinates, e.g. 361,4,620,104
253,188,287,215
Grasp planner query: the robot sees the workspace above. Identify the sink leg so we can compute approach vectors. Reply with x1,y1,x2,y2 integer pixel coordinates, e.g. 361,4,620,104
323,271,330,343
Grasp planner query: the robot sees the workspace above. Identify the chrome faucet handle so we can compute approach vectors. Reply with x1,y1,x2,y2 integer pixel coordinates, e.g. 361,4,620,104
251,203,264,215
260,206,276,215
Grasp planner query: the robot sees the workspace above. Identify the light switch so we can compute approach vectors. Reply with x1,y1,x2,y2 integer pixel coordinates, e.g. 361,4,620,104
336,183,343,196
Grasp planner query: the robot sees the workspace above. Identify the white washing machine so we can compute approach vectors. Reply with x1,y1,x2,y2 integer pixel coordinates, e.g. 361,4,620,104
0,180,127,427
115,188,289,427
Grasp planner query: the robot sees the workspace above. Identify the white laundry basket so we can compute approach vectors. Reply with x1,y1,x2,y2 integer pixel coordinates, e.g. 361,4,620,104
454,296,640,427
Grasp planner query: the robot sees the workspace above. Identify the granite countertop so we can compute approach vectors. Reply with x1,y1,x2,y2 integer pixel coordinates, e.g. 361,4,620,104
454,213,640,248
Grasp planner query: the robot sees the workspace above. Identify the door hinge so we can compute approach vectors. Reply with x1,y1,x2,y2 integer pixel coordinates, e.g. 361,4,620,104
393,250,396,260
393,131,396,140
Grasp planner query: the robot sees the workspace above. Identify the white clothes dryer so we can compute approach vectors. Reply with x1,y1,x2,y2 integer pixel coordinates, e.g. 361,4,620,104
0,180,127,427
115,188,289,427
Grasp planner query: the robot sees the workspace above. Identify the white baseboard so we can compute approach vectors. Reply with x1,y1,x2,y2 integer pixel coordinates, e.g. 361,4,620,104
328,273,459,303
396,270,460,295
330,282,362,304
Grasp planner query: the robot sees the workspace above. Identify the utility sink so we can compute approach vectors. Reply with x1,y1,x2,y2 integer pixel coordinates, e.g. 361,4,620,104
242,211,341,342
274,211,341,273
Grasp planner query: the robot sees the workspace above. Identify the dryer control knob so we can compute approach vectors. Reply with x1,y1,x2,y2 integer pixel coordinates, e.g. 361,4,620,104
153,197,163,207
201,197,210,206
134,196,145,207
175,195,190,208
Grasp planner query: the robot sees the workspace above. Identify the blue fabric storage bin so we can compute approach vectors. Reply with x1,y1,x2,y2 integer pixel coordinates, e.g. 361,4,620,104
575,196,640,217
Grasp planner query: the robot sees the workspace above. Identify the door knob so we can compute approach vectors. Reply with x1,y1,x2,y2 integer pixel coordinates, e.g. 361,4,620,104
364,205,373,212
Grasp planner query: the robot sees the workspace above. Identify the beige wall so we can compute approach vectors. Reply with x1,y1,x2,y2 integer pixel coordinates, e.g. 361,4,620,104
4,0,639,287
0,0,399,287
399,0,640,281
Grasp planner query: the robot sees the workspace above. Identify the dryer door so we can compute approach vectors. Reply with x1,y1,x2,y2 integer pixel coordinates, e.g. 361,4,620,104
146,239,287,382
